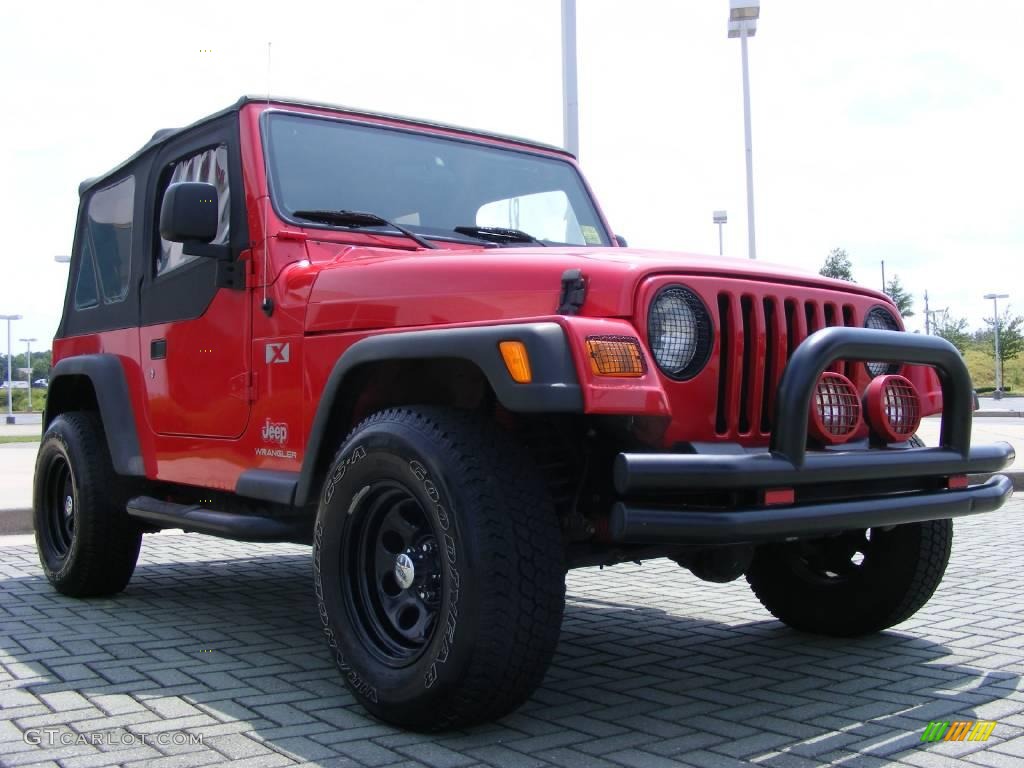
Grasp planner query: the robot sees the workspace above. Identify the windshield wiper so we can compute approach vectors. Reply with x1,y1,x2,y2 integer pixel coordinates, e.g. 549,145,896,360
291,210,438,250
453,225,547,247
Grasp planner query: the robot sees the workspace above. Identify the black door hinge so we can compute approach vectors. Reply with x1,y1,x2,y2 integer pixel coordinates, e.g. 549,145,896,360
215,260,245,290
557,268,587,315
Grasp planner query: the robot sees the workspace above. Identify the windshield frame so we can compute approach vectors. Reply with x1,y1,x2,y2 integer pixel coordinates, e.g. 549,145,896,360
259,108,613,248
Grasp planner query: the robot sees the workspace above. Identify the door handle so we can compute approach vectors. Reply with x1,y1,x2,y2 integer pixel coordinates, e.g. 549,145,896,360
150,339,167,359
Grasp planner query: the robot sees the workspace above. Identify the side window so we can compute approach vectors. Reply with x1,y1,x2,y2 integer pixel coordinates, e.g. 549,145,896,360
73,238,99,309
76,176,135,307
476,189,587,245
157,145,230,276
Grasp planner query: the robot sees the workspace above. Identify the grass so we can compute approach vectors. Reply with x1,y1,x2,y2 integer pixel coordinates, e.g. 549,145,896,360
3,390,47,412
0,435,39,444
963,348,1024,392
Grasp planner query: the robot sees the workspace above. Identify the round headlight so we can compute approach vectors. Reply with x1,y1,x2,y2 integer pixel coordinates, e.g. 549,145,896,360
647,286,712,380
864,306,901,377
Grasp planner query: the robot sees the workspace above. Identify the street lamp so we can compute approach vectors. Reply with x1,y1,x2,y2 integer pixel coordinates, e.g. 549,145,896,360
728,0,760,260
561,0,580,158
19,338,37,413
1,314,22,424
984,293,1009,400
713,210,728,256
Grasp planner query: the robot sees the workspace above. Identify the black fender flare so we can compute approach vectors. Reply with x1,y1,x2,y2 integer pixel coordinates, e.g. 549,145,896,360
292,321,582,507
46,354,145,477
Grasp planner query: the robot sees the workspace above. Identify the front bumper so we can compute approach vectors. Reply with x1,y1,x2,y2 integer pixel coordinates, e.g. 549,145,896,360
609,327,1017,545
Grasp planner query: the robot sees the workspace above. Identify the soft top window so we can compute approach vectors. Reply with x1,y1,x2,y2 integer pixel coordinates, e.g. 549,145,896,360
157,145,230,276
76,176,135,307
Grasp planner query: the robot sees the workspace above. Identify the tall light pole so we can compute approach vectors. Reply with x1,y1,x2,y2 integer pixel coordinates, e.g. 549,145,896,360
19,338,37,413
1,314,22,424
561,0,580,158
728,1,760,260
713,210,728,255
984,293,1009,400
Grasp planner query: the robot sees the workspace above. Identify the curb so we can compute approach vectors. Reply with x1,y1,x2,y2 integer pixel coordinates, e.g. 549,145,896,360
975,410,1024,418
0,508,32,536
971,470,1024,493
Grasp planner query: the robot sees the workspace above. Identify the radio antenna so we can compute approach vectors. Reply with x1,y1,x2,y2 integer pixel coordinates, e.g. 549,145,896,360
261,41,274,316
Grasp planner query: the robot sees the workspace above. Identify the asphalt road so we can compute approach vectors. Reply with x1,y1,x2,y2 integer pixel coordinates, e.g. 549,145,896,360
0,442,36,531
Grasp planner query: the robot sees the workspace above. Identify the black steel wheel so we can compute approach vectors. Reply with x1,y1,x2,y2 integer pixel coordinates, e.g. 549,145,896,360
346,482,444,665
747,519,952,636
40,454,76,560
34,413,141,597
314,406,565,731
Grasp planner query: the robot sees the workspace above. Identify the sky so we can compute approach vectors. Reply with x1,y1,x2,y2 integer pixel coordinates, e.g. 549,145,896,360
1,0,1021,351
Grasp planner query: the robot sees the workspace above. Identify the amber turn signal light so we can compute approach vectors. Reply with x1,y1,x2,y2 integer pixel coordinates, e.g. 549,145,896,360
498,341,532,383
586,336,646,377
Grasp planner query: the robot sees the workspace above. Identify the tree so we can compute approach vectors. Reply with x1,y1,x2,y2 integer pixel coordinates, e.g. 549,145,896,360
0,349,52,384
982,310,1024,366
819,248,854,282
933,314,970,353
884,275,915,318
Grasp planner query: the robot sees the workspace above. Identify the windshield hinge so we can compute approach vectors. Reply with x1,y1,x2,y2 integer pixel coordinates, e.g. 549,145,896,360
557,269,587,315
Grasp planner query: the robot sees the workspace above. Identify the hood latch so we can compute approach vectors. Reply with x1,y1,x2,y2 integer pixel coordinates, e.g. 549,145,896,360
557,269,587,315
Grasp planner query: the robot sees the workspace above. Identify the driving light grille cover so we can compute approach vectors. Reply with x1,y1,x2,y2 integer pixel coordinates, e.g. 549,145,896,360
809,372,862,444
586,336,646,377
864,306,901,377
647,285,713,380
864,374,922,442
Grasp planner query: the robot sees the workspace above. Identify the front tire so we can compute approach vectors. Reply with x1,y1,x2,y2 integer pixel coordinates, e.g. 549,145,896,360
34,413,142,597
313,406,565,730
746,519,952,636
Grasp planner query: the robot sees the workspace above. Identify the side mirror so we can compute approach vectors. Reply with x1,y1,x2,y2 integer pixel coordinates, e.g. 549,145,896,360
614,234,628,247
160,182,219,244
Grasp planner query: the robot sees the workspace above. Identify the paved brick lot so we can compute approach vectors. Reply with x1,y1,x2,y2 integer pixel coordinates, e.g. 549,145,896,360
2,496,1023,768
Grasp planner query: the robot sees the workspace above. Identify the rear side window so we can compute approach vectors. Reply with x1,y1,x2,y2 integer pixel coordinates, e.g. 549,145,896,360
157,145,230,276
75,176,134,307
73,238,99,309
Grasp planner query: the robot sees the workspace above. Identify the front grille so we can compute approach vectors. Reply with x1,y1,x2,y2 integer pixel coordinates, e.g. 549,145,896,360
715,294,859,437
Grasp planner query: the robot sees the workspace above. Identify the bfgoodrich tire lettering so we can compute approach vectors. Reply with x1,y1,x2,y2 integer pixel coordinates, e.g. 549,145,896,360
33,412,142,597
313,406,565,731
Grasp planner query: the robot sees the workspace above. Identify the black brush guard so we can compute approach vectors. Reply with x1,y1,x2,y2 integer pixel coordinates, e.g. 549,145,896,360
610,328,1016,544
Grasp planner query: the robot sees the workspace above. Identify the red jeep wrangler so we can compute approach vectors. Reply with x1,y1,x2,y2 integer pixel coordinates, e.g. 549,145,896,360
36,96,1015,730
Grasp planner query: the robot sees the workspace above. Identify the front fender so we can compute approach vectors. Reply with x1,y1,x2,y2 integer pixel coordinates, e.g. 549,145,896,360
294,322,582,506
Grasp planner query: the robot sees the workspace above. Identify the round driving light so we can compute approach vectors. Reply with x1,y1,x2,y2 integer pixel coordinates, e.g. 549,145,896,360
809,372,862,445
864,306,901,377
647,286,712,380
864,375,922,442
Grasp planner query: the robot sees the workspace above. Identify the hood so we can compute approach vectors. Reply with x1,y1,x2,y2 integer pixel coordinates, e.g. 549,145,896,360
303,243,893,333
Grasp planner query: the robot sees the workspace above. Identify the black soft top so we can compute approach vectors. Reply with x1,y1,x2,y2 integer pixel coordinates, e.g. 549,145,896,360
79,95,572,196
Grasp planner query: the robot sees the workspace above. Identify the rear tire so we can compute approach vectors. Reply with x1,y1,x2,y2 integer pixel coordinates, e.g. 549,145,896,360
313,406,566,731
34,413,142,597
746,519,952,636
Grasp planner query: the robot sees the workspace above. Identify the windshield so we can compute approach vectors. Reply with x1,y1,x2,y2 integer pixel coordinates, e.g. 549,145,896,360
264,112,611,247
